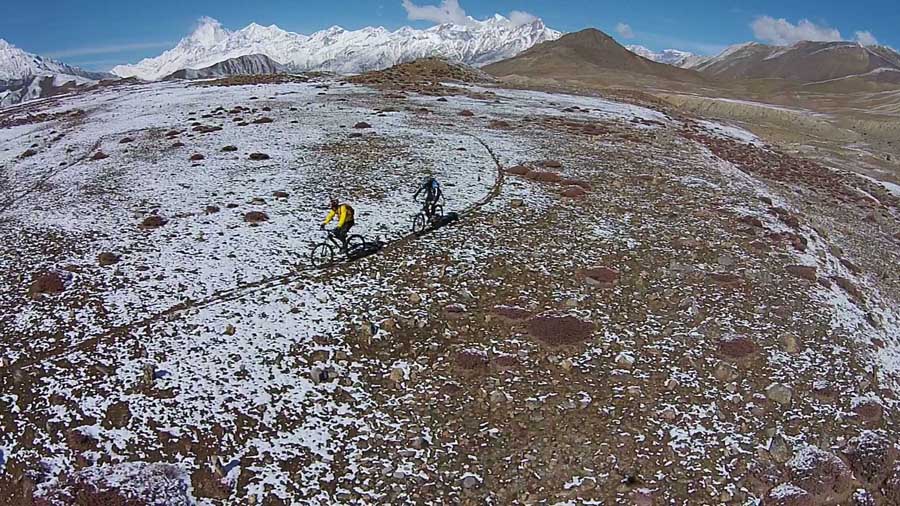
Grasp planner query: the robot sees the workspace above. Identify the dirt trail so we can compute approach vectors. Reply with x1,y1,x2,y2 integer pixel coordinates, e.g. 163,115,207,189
2,134,506,374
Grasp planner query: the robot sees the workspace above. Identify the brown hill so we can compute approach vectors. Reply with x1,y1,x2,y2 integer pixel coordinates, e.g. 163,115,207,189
484,29,706,84
694,41,900,86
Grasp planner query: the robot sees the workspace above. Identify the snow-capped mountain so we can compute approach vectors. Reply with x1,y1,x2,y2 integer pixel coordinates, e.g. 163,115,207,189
1,39,113,107
112,15,562,80
625,45,705,68
0,38,109,82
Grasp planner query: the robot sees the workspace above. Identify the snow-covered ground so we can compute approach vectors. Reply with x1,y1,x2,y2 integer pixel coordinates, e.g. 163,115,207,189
2,77,898,505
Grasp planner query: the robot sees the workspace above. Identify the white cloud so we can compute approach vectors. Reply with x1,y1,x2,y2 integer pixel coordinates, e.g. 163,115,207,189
509,10,538,26
45,41,174,59
616,22,635,39
401,0,471,26
401,1,540,27
855,30,879,46
751,16,841,45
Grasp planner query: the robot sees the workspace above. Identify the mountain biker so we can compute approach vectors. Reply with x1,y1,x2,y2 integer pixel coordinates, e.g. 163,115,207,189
414,177,443,220
320,197,355,249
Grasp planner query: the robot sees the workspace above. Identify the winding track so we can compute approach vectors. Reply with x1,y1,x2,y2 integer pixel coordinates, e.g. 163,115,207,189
4,134,506,374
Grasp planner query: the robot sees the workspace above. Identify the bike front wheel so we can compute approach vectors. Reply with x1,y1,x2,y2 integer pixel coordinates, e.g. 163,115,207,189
412,213,427,234
310,243,334,268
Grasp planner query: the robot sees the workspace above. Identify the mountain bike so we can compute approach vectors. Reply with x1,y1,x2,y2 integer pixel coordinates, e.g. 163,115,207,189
412,198,445,234
310,229,367,268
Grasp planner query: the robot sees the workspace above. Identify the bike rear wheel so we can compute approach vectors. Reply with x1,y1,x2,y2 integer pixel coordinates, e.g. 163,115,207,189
412,213,427,234
310,243,334,268
346,235,367,255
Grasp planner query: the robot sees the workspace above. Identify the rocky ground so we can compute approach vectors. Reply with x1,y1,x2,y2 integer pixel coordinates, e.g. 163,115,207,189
0,69,899,505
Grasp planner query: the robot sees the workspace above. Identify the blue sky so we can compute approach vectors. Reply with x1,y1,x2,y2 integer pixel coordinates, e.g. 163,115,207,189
2,0,898,71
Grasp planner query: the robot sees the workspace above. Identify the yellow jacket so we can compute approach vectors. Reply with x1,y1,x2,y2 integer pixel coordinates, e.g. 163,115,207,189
323,204,354,227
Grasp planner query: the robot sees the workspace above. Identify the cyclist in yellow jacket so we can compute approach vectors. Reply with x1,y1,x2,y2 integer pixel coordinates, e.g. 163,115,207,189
320,197,355,249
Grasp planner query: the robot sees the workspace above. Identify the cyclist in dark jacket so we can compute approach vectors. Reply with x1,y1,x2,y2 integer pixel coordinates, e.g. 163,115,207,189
414,177,443,220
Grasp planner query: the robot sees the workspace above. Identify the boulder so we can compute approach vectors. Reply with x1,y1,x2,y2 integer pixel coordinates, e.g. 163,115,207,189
252,117,274,124
221,145,238,152
28,272,66,299
249,153,270,161
272,191,289,198
506,165,530,176
353,122,372,129
717,334,761,363
189,153,205,161
119,137,134,144
525,170,562,183
455,349,489,370
90,151,108,161
243,211,269,224
784,265,817,282
141,215,167,228
786,446,854,504
526,314,595,346
842,430,897,486
97,252,120,266
205,205,220,214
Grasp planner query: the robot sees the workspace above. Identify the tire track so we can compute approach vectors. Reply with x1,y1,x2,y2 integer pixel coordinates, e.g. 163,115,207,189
4,134,506,374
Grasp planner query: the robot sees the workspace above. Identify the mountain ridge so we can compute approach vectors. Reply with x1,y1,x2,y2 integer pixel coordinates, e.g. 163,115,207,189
112,16,562,81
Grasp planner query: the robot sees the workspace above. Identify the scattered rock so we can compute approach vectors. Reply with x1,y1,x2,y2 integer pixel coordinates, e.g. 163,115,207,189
579,266,620,288
224,324,236,336
615,352,635,369
764,484,814,506
781,333,801,354
506,165,530,176
189,153,205,161
171,142,185,148
348,132,363,138
119,137,134,144
526,314,595,346
205,205,220,214
833,276,865,301
540,159,563,168
458,110,475,117
90,151,108,161
249,152,270,161
252,117,274,124
525,170,562,183
272,191,289,198
461,474,482,489
444,303,468,318
103,401,131,429
221,145,238,152
66,428,98,451
489,389,511,405
510,198,525,208
191,465,232,500
310,366,335,384
97,252,120,266
488,120,511,129
243,211,269,223
561,186,588,198
489,305,533,323
784,265,817,282
35,462,193,506
20,148,38,158
713,362,739,382
353,122,372,129
765,383,793,406
707,272,743,287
